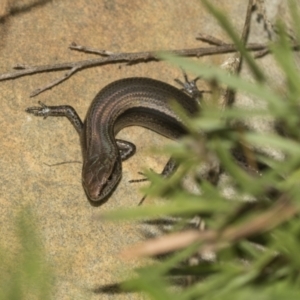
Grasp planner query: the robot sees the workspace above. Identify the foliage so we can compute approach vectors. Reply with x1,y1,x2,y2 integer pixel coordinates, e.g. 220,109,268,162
105,0,300,299
0,208,53,300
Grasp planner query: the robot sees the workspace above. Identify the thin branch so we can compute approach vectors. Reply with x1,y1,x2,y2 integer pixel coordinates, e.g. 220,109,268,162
0,42,268,97
43,160,81,167
32,66,81,97
240,0,254,44
196,34,228,46
222,0,255,107
69,42,115,56
0,0,52,23
254,48,270,58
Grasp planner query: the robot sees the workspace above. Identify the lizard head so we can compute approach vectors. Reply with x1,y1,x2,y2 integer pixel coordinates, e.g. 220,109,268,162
82,154,122,202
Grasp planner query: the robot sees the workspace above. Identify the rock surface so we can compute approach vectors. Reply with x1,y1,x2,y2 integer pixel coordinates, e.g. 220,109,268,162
0,0,290,299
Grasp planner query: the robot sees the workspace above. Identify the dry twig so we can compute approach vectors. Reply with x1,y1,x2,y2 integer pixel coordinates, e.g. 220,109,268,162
0,41,268,97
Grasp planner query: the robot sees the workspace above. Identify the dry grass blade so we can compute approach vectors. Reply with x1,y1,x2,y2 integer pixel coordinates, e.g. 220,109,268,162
121,195,297,259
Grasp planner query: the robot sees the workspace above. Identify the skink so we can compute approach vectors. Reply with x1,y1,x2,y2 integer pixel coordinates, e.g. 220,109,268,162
26,77,200,203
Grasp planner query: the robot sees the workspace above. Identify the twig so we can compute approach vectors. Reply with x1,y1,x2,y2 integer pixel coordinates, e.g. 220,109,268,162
43,160,81,167
240,0,254,46
196,34,228,46
254,48,270,58
0,42,268,97
222,0,255,106
69,42,115,56
219,0,261,176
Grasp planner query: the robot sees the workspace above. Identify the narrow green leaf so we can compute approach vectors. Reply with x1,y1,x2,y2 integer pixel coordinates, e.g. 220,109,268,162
201,0,266,82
